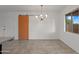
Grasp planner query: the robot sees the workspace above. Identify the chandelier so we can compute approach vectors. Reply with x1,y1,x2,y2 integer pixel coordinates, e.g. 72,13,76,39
35,5,48,21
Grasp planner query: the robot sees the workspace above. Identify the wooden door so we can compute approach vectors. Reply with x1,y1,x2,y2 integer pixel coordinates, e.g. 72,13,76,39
18,15,29,40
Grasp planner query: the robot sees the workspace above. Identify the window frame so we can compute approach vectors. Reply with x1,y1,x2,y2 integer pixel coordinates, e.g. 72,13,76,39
65,9,79,34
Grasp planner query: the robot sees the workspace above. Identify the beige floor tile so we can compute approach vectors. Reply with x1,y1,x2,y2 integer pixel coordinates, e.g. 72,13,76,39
2,39,77,54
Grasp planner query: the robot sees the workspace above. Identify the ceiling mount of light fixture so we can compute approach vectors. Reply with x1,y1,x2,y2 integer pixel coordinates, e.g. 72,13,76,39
35,5,48,21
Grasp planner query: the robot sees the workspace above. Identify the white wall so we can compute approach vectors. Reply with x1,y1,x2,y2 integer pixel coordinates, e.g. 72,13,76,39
29,12,60,39
59,5,79,53
0,11,59,40
0,13,4,37
0,12,18,39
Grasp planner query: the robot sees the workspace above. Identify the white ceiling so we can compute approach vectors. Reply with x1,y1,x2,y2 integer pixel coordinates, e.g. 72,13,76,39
0,5,66,12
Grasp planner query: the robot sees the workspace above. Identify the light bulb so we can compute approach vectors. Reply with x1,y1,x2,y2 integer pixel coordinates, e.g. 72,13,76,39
45,14,48,18
40,14,43,17
35,16,38,18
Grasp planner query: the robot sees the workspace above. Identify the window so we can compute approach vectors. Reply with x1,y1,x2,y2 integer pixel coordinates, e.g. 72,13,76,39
65,9,79,33
65,13,72,32
72,10,79,33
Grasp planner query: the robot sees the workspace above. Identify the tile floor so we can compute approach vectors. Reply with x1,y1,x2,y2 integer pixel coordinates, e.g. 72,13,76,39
2,39,77,54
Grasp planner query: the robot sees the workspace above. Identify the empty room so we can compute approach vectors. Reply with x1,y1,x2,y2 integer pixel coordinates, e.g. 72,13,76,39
0,5,79,54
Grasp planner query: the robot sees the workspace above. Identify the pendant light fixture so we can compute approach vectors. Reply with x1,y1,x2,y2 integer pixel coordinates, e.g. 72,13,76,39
35,5,48,21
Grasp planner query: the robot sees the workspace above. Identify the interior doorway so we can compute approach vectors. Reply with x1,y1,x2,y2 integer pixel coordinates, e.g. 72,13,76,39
18,15,29,40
